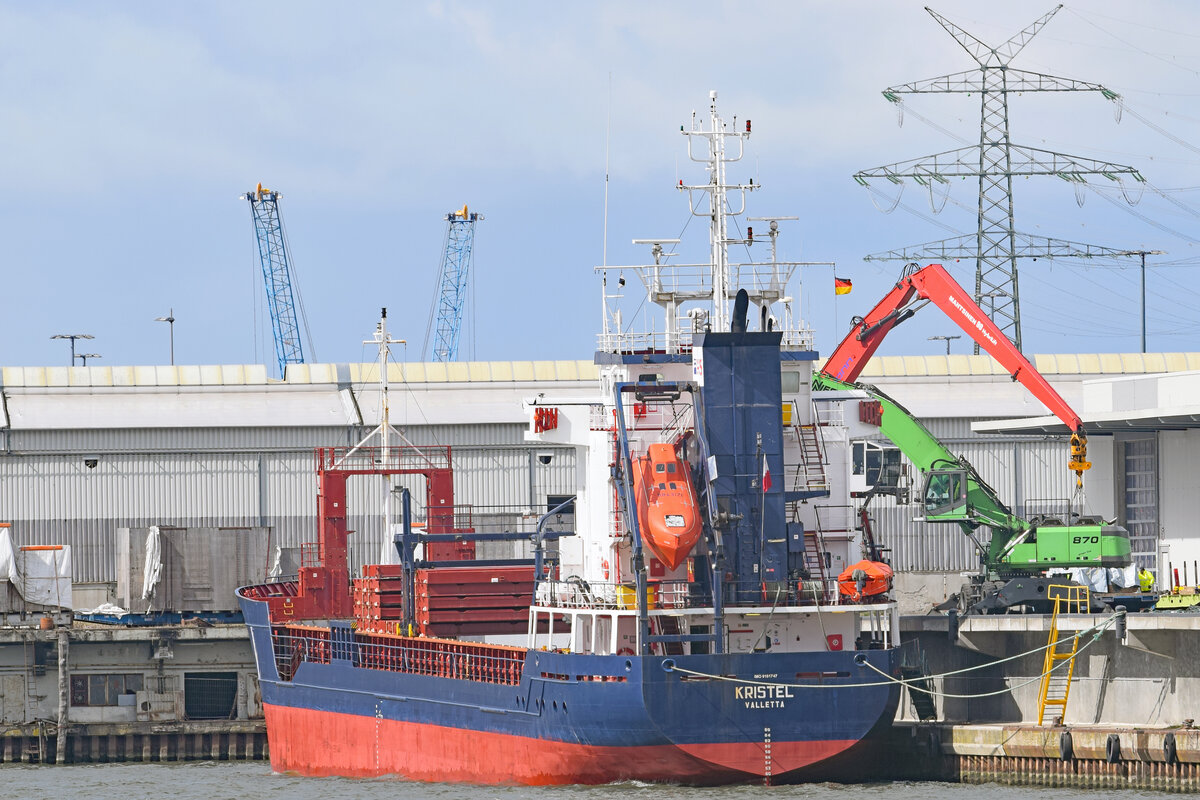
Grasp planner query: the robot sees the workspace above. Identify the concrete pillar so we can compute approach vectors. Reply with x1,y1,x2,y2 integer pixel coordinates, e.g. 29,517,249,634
55,629,69,765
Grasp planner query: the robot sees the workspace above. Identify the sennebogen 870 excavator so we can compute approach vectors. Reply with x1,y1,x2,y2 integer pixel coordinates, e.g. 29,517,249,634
814,263,1131,613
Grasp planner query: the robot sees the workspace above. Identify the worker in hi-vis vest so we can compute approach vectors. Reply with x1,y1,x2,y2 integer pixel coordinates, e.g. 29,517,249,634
1138,567,1155,592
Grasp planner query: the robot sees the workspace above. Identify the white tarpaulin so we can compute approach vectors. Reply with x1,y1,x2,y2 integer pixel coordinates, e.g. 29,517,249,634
1050,565,1138,593
141,525,163,604
0,527,73,609
1109,564,1138,590
0,529,17,587
75,602,128,616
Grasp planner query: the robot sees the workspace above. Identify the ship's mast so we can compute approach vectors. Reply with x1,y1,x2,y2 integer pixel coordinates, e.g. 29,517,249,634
681,90,754,333
599,92,820,356
336,308,411,564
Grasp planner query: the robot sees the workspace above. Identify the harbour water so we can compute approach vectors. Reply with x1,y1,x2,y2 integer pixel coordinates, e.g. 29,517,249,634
0,762,1169,799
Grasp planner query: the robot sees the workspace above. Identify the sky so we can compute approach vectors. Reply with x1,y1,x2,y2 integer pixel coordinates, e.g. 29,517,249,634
2,1,1200,372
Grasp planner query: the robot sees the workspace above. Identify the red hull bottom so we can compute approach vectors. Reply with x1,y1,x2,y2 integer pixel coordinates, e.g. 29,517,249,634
264,703,857,785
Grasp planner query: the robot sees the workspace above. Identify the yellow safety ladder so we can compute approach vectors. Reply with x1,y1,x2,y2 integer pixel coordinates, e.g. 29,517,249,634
1037,584,1089,725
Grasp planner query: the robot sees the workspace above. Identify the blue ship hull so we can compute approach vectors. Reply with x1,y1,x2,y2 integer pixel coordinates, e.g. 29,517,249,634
241,593,902,784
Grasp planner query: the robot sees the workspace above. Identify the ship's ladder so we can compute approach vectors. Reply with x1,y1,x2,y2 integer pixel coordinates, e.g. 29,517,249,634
899,663,938,721
23,640,38,724
1037,584,1089,725
651,615,688,656
801,530,830,604
786,401,828,493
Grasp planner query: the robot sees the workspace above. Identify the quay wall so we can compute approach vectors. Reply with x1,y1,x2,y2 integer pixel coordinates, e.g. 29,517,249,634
898,613,1200,726
883,723,1200,791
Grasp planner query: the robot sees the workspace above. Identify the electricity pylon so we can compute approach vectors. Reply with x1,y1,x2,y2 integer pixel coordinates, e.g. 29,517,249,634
854,5,1144,351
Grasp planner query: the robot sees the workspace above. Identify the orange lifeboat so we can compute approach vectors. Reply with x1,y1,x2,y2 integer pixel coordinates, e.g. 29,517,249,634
837,560,894,603
633,443,703,570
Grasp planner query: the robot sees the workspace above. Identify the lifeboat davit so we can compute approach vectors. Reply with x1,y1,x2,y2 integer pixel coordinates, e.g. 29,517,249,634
633,443,703,570
837,560,894,602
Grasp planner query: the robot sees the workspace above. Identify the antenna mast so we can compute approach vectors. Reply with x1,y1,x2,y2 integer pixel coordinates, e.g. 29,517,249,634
680,90,756,333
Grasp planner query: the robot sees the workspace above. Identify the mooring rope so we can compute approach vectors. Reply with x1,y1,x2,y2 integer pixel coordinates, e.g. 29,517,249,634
663,610,1123,699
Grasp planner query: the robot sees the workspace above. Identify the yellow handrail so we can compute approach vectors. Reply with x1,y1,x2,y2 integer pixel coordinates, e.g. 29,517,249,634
1036,584,1089,725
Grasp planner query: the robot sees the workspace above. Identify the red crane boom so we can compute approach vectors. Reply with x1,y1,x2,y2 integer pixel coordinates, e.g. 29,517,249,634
821,263,1090,482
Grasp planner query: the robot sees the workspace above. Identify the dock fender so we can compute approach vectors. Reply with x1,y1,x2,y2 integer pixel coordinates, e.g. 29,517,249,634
1165,732,1178,765
1059,730,1073,761
1105,733,1121,763
926,728,941,756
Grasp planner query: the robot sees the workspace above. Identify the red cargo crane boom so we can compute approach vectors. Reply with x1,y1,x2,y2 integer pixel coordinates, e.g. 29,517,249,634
821,263,1090,484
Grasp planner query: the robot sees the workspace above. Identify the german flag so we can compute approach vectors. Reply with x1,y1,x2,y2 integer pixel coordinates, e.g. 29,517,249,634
834,276,852,295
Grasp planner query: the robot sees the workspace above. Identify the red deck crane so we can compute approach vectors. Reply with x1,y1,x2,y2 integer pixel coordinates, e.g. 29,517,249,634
821,263,1090,484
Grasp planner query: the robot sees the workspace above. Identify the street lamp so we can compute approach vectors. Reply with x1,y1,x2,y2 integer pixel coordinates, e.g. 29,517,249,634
50,334,94,366
154,309,175,365
928,335,961,355
77,353,101,366
979,290,1006,317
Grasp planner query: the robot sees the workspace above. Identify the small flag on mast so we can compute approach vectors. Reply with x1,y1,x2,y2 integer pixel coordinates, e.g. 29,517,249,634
835,276,852,295
762,458,773,492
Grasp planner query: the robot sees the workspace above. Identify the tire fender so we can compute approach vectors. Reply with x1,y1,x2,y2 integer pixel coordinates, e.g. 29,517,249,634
1059,730,1073,762
1105,733,1121,763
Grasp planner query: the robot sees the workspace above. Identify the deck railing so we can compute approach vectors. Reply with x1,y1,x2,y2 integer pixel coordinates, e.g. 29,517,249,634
270,626,525,686
534,577,853,611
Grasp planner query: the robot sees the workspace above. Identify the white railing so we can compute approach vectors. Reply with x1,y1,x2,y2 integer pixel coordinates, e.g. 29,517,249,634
597,326,815,355
534,579,693,610
814,504,856,534
815,401,845,426
534,577,860,610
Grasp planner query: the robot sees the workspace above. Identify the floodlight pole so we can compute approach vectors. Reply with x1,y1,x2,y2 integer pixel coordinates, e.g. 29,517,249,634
155,309,176,365
929,334,961,355
50,334,94,366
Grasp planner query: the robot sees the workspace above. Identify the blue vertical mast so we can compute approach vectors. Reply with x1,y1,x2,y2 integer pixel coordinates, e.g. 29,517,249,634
243,183,305,377
429,206,482,362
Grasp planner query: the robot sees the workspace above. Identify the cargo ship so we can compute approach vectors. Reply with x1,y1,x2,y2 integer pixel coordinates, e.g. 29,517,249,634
238,91,902,785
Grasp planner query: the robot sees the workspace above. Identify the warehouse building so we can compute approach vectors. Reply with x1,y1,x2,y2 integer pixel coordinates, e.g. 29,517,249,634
1,353,1197,610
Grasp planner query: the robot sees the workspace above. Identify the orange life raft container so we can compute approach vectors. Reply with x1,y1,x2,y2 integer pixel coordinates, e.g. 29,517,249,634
633,443,703,570
837,560,894,602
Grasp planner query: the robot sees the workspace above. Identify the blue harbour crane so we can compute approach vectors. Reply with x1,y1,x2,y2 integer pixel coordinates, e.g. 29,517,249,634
425,205,482,362
242,183,309,377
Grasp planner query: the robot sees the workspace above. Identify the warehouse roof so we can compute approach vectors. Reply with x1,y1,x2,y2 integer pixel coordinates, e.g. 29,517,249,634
857,352,1200,379
0,360,601,388
976,369,1200,435
5,352,1198,389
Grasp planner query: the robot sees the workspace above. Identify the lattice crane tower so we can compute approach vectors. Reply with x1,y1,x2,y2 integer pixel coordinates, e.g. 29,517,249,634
242,183,308,377
854,5,1144,351
429,205,483,362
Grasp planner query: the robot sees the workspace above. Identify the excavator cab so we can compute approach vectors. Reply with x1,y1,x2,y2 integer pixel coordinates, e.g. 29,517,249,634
922,469,969,521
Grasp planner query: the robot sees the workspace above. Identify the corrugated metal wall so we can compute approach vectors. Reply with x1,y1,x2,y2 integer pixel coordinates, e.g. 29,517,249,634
4,422,530,453
0,406,1078,582
864,420,1078,573
0,423,576,583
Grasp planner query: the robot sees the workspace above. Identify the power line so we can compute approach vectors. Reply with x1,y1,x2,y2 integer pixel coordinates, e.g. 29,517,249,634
1065,6,1200,77
1067,7,1200,40
854,6,1142,352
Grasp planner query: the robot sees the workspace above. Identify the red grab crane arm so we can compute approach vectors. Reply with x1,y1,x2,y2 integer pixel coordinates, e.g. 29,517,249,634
821,277,919,384
905,264,1084,434
819,263,1090,481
